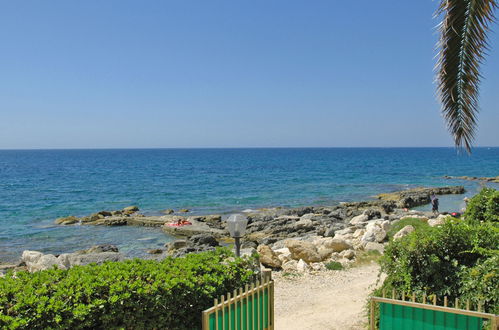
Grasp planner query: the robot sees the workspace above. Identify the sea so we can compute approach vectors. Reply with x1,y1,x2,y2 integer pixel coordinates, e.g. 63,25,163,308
1,147,498,263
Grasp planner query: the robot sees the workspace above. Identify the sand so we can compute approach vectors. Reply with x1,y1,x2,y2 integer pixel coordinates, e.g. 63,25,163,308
274,263,381,330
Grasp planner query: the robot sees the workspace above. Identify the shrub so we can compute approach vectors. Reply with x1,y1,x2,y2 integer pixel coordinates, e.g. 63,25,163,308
386,217,429,240
379,220,499,306
325,261,343,271
459,254,499,314
0,248,257,329
464,187,499,223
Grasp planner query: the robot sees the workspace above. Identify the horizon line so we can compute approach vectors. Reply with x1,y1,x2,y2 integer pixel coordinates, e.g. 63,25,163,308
1,146,498,151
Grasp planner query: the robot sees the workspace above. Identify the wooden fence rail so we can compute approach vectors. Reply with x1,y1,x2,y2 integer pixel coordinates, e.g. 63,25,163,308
202,272,274,330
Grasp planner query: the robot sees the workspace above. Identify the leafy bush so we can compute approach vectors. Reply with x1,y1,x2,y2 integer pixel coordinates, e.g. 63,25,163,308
379,220,498,309
0,248,257,330
324,261,343,270
459,254,499,314
386,217,430,240
464,187,499,223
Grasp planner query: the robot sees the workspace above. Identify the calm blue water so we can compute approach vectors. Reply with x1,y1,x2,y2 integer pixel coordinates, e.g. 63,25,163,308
1,148,498,262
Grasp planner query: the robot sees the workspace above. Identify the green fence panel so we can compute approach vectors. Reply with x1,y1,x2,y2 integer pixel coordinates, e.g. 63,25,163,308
379,302,483,330
206,287,270,330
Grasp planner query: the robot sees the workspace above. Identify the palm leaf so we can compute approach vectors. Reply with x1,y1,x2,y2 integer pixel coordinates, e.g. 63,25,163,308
436,0,497,152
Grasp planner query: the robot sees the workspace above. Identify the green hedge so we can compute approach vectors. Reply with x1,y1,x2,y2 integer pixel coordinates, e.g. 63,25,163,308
0,248,257,329
378,220,498,312
464,187,499,223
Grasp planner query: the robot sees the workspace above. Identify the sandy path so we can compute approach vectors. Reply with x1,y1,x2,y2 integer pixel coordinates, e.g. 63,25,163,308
274,263,381,330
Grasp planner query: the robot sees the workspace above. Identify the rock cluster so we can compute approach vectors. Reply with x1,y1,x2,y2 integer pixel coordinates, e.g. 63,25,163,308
164,233,221,258
243,204,455,273
444,175,499,183
54,206,141,225
376,186,464,208
45,185,465,273
20,245,123,272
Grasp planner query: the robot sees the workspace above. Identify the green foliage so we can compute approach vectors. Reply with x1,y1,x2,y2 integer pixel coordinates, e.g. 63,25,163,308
386,217,430,240
281,272,301,278
324,261,343,271
0,248,257,330
459,254,499,314
464,187,499,223
379,220,499,310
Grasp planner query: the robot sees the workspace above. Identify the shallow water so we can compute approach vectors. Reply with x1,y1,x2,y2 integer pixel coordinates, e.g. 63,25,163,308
1,147,498,262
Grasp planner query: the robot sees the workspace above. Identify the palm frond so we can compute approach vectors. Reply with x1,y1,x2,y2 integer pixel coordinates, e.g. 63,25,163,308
436,0,497,153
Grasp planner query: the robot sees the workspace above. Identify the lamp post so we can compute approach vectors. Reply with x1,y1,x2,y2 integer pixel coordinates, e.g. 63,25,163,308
227,214,248,257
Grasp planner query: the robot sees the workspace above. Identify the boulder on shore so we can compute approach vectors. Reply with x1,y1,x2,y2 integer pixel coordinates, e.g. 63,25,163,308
257,245,282,269
320,237,353,253
285,240,321,263
123,206,139,214
393,225,415,240
361,221,387,243
22,246,123,272
428,214,451,227
54,216,79,225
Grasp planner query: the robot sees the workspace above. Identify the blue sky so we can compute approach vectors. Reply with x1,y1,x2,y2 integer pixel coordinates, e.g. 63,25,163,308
0,1,497,149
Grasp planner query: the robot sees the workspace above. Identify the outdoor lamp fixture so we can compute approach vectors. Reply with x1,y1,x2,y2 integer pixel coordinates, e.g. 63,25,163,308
227,214,248,257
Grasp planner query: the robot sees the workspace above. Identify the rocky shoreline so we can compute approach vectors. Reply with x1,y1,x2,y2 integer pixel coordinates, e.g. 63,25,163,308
444,175,499,183
1,185,465,275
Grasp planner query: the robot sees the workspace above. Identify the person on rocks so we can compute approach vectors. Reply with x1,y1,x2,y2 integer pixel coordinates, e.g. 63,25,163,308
431,194,439,214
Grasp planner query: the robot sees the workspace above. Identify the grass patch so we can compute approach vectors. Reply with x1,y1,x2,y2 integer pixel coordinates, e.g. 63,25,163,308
282,272,301,278
352,250,382,267
386,217,429,240
324,261,344,271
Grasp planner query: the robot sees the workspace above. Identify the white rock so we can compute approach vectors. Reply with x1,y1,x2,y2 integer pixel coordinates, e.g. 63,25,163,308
401,215,429,222
335,228,354,235
317,246,334,260
257,245,282,269
270,240,287,250
364,242,385,254
294,218,313,229
352,229,365,238
28,254,65,272
296,259,310,272
438,214,450,220
428,215,449,227
22,250,67,272
240,248,257,258
57,253,72,269
285,240,321,263
333,233,354,241
278,254,291,263
362,222,386,243
319,237,353,252
340,249,355,259
22,250,43,265
274,247,291,258
310,262,326,271
352,240,365,251
349,214,369,225
381,220,391,232
64,252,122,266
339,258,353,266
282,260,298,272
393,225,415,240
